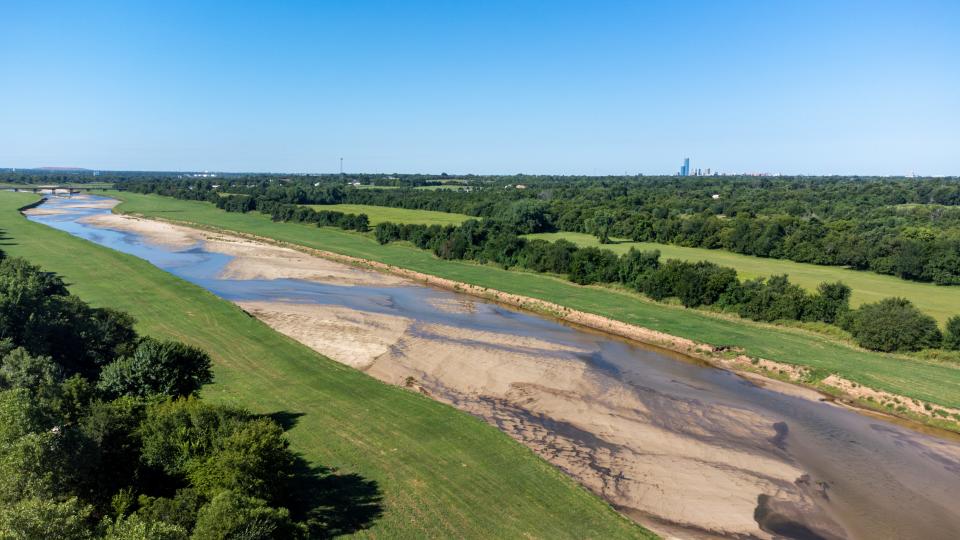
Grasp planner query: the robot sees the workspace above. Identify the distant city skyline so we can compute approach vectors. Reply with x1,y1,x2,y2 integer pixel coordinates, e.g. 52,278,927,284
1,1,958,176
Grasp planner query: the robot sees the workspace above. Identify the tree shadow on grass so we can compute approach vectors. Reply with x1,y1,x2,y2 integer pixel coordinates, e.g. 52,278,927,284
289,461,383,538
266,411,383,537
267,410,306,431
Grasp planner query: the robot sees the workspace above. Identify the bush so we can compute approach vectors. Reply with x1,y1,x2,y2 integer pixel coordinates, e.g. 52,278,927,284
568,248,619,285
97,338,213,399
944,316,960,351
191,491,302,540
0,497,93,540
848,298,942,352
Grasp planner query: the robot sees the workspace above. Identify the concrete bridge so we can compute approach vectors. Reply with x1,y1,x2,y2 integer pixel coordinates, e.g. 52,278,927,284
14,185,102,194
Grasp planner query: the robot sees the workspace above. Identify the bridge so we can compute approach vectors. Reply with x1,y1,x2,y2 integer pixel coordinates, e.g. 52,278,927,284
12,185,105,194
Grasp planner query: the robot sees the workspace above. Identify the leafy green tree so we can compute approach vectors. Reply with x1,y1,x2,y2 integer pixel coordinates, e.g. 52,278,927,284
496,200,552,234
809,282,852,324
97,338,212,399
848,298,942,352
134,489,203,533
188,419,296,501
943,315,960,351
0,348,61,391
0,497,93,540
191,491,302,540
101,514,187,540
568,247,619,285
585,211,616,244
617,249,660,286
139,399,249,475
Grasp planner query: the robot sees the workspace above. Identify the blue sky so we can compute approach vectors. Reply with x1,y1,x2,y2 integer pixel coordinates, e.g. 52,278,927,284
1,1,957,175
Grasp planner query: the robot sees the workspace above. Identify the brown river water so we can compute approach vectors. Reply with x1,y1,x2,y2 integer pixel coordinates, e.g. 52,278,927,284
28,195,960,539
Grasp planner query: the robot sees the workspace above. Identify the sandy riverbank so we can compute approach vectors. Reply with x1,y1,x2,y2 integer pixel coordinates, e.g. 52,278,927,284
78,211,406,286
239,299,845,539
80,205,960,537
152,216,960,428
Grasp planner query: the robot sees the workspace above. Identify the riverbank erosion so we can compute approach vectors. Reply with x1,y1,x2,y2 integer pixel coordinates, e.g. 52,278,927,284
241,300,855,539
60,203,960,539
108,203,960,432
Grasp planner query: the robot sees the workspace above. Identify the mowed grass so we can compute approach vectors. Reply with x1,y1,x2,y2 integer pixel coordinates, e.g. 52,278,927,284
526,231,960,325
308,203,472,226
0,192,647,539
106,192,960,410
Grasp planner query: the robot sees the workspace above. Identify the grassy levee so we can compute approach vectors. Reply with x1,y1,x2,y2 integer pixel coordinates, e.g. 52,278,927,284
307,203,472,225
106,192,960,410
526,232,960,325
0,191,648,539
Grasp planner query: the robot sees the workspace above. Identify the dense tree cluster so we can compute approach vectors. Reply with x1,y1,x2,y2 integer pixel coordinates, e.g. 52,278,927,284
118,174,960,286
371,218,957,352
0,256,362,538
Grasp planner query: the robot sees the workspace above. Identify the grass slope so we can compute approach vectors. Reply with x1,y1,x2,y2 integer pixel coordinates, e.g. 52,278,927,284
106,192,960,410
526,231,960,324
308,203,472,226
0,192,646,539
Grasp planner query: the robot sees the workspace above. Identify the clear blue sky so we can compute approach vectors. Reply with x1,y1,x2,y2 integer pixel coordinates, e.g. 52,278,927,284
1,1,957,175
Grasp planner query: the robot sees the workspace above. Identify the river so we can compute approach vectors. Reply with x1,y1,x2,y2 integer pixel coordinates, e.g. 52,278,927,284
26,195,960,540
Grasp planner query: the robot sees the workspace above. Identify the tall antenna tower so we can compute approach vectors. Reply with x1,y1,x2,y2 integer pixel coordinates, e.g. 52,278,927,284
339,157,343,175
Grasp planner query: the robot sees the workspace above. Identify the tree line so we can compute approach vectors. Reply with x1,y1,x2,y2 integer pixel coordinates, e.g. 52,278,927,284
372,218,960,353
119,174,960,286
215,194,370,232
0,254,378,538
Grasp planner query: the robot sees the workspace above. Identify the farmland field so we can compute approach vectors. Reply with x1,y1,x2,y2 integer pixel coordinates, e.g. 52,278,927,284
1,191,646,539
105,192,960,410
526,231,960,324
308,203,472,225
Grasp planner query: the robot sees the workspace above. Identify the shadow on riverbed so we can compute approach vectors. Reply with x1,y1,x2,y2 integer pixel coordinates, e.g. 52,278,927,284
267,411,384,537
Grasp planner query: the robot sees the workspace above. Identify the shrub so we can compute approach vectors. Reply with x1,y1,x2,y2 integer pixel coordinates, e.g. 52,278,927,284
848,298,942,352
944,315,960,351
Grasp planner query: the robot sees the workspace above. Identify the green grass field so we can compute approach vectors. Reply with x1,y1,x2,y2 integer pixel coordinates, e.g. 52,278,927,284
104,192,960,411
413,184,468,191
0,191,648,539
526,231,960,325
308,203,472,226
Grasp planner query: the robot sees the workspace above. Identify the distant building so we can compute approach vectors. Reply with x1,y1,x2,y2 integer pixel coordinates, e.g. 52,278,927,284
680,158,690,176
711,194,721,199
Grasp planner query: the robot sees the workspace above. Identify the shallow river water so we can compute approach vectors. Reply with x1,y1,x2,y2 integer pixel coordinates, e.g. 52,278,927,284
28,195,960,540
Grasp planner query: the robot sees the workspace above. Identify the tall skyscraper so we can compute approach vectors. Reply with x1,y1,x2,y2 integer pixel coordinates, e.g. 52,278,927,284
680,158,690,176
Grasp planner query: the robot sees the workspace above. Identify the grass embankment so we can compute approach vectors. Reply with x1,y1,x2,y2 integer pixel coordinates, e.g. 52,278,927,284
308,203,472,226
526,231,960,325
0,191,647,539
106,192,960,413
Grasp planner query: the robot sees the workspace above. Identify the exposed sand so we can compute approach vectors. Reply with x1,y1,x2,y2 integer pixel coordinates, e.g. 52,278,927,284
73,208,958,538
238,302,411,369
22,207,69,216
77,212,406,286
243,299,845,539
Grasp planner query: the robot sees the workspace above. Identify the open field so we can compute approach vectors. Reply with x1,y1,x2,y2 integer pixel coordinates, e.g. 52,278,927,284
106,192,960,411
414,184,469,191
308,203,473,225
526,231,960,324
0,191,647,539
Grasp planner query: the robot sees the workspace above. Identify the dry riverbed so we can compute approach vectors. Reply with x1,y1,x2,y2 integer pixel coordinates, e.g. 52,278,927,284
73,208,867,538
